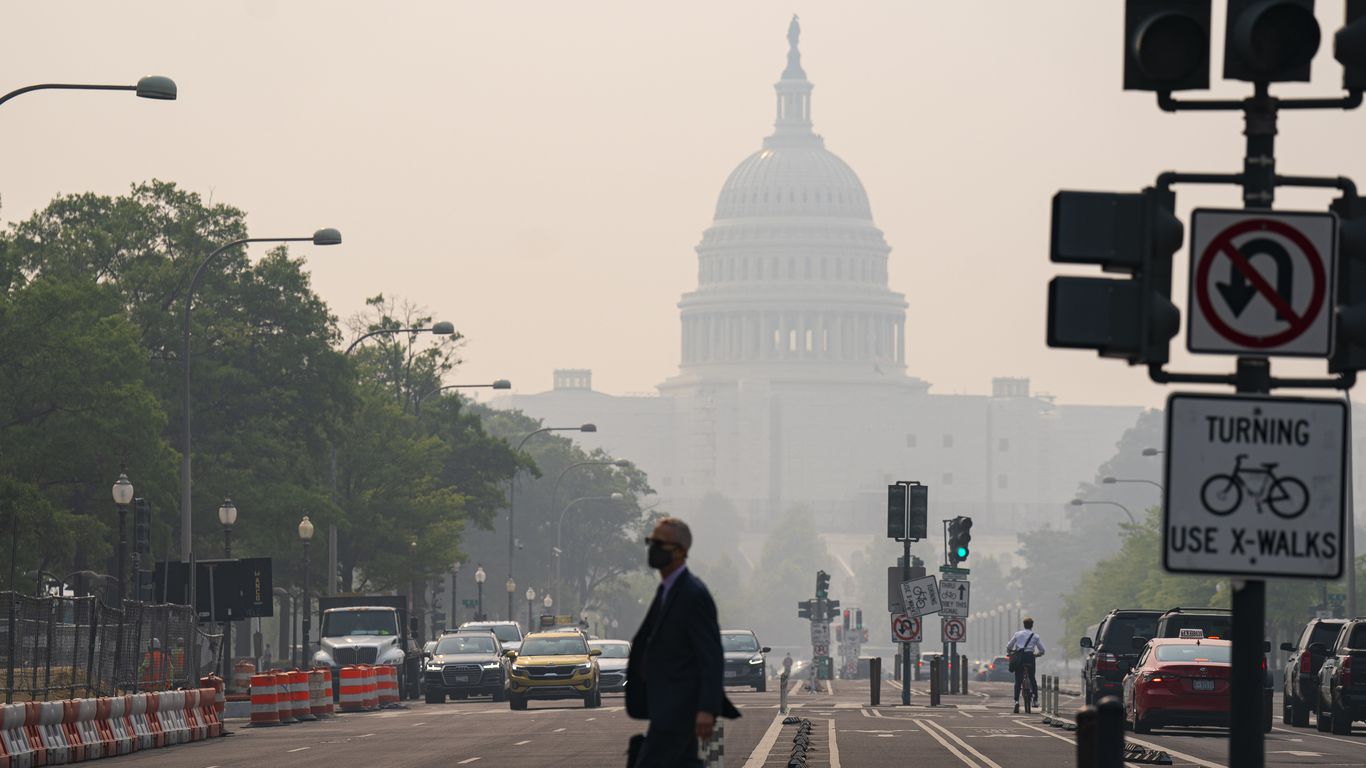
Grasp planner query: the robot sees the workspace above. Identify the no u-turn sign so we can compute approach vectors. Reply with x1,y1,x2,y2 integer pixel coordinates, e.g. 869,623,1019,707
1187,209,1338,357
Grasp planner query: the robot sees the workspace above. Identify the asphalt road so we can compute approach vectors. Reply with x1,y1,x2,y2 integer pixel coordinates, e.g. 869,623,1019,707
96,678,1366,767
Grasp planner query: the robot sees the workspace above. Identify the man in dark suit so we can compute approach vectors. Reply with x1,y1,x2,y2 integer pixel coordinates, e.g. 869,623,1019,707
627,517,738,767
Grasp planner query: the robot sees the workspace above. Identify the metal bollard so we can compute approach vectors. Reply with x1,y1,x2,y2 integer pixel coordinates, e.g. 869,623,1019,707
869,658,881,706
779,672,789,714
1053,675,1060,716
929,656,942,707
1042,675,1052,716
893,652,901,682
960,654,968,695
1075,704,1097,768
1095,696,1124,768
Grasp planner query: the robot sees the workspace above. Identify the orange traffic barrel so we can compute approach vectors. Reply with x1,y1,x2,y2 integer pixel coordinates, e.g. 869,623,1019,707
337,666,366,712
360,665,379,711
231,661,256,695
290,670,315,721
272,671,297,724
376,665,400,708
248,674,280,726
317,667,335,715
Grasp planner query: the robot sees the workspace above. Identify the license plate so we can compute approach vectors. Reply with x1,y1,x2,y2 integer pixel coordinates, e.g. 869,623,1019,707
454,676,471,683
1193,679,1215,691
724,671,739,678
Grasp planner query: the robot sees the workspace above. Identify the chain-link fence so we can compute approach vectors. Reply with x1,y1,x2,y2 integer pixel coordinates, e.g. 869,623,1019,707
1,591,195,703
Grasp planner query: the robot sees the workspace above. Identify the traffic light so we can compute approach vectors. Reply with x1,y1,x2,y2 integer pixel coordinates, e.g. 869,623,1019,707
855,609,863,630
1224,0,1321,83
1339,0,1366,90
843,609,851,631
815,570,830,599
1047,187,1182,365
886,484,907,539
798,599,813,620
1124,0,1212,91
908,485,928,540
1330,195,1366,372
826,600,841,621
948,516,974,566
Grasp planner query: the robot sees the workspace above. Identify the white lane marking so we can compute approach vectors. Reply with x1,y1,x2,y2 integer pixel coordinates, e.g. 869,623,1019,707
585,717,596,721
286,747,310,753
1123,735,1226,768
742,712,788,768
357,733,375,738
1269,751,1325,757
553,727,566,732
1271,725,1366,748
458,759,481,765
828,717,842,768
920,719,1003,768
914,719,987,768
410,721,426,726
514,739,531,745
959,710,973,718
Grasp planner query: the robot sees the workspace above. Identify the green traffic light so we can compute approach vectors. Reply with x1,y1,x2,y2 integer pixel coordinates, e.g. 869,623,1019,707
955,546,969,558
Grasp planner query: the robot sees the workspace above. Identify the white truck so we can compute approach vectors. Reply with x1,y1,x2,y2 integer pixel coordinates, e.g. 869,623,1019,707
311,595,422,699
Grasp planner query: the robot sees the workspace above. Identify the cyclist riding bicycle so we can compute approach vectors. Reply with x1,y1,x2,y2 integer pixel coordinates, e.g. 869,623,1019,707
1006,617,1045,713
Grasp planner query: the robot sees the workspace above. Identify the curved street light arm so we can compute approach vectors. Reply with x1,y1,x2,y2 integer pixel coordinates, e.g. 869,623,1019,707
0,82,134,108
345,326,434,356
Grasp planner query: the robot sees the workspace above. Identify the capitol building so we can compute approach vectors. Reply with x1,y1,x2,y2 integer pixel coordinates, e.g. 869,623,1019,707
495,20,1140,543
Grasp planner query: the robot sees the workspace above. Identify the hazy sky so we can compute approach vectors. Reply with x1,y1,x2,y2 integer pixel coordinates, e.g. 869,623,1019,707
4,1,1363,408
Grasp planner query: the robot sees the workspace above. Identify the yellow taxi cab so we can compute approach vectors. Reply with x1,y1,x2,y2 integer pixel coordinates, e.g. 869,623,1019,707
505,630,602,710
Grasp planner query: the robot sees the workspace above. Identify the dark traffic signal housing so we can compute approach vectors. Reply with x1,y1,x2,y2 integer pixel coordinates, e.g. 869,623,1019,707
1125,0,1212,91
948,516,973,566
825,600,841,621
816,570,831,599
1340,0,1366,89
1330,195,1366,373
1047,188,1182,365
797,599,814,620
1224,0,1321,83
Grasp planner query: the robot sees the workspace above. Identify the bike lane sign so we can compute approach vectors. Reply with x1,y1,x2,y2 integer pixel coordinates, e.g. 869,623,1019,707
1163,392,1347,579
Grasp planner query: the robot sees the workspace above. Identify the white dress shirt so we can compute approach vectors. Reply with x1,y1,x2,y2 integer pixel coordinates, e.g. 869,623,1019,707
1007,629,1045,656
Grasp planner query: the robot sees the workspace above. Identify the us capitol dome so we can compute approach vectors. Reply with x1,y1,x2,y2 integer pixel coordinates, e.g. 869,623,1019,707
667,15,919,389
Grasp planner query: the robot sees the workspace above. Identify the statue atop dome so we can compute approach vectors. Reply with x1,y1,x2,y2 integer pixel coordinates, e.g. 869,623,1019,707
783,14,806,80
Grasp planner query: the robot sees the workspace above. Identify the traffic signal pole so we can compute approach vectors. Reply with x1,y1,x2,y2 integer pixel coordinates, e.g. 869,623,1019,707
901,537,911,706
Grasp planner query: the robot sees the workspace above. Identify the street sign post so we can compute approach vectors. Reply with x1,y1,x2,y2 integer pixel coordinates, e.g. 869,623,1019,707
811,622,830,645
942,617,967,644
1163,392,1347,579
938,580,970,619
899,574,941,618
1187,210,1338,357
891,613,921,643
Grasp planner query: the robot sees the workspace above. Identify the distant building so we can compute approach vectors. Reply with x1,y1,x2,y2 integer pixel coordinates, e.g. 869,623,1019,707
495,19,1140,536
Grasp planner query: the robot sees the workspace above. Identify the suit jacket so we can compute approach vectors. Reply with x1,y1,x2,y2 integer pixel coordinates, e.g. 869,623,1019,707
626,568,740,727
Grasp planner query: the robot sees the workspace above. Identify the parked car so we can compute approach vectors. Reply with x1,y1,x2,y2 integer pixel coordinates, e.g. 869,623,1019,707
1122,637,1234,733
1281,618,1345,727
1079,609,1161,704
1315,618,1366,735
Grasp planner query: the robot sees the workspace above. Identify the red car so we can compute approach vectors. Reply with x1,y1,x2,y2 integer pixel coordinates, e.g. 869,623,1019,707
1123,638,1231,733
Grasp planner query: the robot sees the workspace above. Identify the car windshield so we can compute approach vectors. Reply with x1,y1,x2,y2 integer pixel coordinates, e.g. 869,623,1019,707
520,637,587,656
1163,615,1232,640
1101,616,1158,649
324,611,396,636
436,635,496,654
463,624,521,644
722,634,759,652
591,642,630,658
1155,644,1232,663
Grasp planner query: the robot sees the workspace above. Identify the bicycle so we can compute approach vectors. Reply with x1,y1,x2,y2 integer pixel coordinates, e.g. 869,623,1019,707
1199,453,1309,519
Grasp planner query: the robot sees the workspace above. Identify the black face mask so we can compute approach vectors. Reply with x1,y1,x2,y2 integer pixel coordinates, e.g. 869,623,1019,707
648,542,675,569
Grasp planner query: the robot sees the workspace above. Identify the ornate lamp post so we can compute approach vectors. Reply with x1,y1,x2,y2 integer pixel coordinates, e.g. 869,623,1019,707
474,565,486,621
452,561,462,627
111,469,134,601
505,577,516,622
525,586,536,630
298,516,314,665
217,497,237,675
543,594,553,625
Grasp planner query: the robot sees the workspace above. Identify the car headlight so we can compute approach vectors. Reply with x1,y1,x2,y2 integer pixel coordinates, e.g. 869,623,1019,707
576,663,594,673
481,662,501,670
509,666,529,677
749,657,764,665
425,663,442,672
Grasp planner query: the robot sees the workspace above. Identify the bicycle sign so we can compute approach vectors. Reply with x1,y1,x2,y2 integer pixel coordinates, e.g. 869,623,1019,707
899,574,942,619
1164,393,1347,579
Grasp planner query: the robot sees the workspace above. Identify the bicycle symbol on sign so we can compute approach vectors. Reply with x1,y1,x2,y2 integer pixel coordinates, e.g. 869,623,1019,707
1199,453,1309,519
908,585,935,612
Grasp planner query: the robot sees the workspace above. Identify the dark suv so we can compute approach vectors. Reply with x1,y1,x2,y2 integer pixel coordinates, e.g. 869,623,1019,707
423,630,508,703
1315,619,1366,735
721,630,771,692
1282,618,1346,727
1079,610,1160,704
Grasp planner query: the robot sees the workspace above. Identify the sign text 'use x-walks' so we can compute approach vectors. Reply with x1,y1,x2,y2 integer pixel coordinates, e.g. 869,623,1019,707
1163,393,1347,579
899,574,941,619
1188,210,1338,357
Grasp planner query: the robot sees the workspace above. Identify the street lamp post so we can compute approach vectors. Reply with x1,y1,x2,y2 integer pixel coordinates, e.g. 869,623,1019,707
1102,476,1164,493
1070,498,1137,526
329,320,455,597
555,493,624,614
217,497,237,677
474,565,486,621
452,561,461,627
508,424,598,617
112,469,134,601
506,578,516,622
525,587,536,630
181,230,341,568
0,75,177,109
543,594,553,627
414,379,512,418
298,516,314,666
